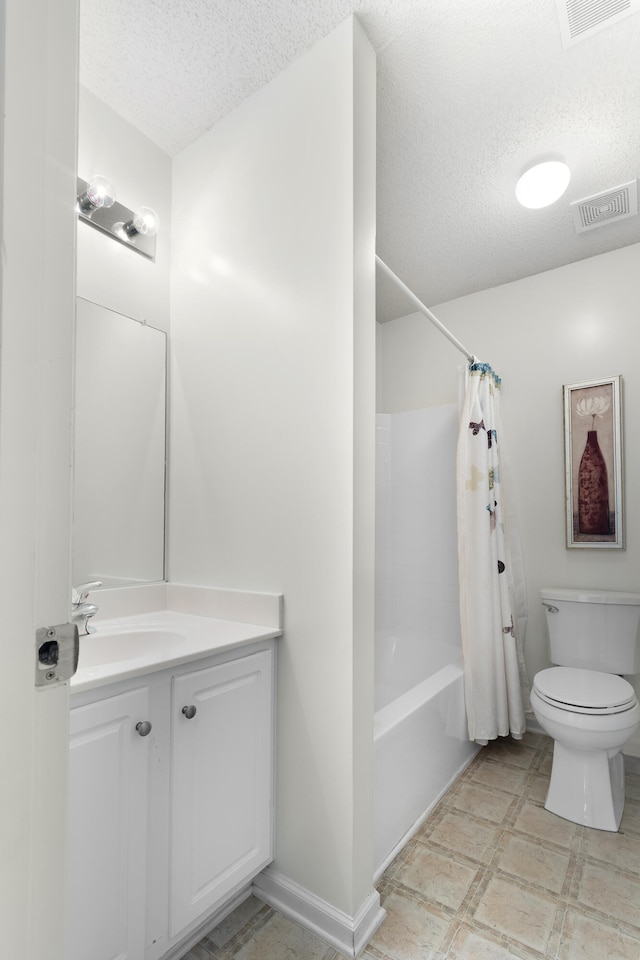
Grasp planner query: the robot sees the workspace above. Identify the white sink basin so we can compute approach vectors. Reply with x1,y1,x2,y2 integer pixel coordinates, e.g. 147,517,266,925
70,609,281,694
79,628,187,668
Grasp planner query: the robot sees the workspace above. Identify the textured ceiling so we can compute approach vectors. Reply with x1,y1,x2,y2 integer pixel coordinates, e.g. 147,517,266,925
80,0,640,321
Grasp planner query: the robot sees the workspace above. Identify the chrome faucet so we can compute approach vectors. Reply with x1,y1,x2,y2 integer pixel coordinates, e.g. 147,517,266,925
71,581,103,636
72,602,99,636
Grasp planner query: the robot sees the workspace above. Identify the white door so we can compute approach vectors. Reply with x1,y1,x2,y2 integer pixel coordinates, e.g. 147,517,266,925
68,688,151,960
0,1,78,957
170,650,274,936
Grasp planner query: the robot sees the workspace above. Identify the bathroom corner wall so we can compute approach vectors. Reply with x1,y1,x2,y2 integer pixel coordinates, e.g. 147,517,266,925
377,243,640,736
76,87,172,330
169,17,377,921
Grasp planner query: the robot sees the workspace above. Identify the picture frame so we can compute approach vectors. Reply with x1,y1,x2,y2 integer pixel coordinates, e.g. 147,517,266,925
564,375,623,549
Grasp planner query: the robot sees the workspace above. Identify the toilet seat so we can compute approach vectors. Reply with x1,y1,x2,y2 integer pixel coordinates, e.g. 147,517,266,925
533,666,637,716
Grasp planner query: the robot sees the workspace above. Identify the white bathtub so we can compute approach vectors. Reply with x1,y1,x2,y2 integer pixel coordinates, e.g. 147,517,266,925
373,662,478,876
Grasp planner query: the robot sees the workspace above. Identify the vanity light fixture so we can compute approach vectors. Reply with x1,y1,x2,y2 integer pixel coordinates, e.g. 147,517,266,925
516,160,571,209
76,175,159,260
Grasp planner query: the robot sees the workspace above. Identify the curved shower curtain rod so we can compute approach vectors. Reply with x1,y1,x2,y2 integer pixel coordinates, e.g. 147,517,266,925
375,255,478,364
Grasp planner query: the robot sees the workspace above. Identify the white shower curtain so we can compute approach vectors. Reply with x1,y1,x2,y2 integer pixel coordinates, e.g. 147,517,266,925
456,362,528,743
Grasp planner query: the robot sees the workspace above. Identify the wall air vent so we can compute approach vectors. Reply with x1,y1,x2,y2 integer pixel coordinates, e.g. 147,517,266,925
555,0,640,47
571,180,638,232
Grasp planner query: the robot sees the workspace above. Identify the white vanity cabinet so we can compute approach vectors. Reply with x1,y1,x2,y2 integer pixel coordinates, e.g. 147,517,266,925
170,650,274,935
68,640,275,960
68,686,151,960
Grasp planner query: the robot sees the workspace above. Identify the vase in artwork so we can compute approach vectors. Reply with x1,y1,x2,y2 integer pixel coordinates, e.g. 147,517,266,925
578,430,609,535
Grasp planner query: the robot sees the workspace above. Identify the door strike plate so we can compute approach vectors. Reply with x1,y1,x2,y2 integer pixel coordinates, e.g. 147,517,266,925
35,622,79,687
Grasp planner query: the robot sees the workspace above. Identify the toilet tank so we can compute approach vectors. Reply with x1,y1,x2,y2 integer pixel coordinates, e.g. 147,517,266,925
540,588,640,674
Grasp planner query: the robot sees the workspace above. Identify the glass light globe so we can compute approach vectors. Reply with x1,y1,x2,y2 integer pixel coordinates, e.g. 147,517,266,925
516,161,571,209
85,175,116,210
131,206,159,237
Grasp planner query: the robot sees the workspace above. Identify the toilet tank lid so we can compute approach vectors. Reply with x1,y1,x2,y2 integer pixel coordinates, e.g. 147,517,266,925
540,587,640,605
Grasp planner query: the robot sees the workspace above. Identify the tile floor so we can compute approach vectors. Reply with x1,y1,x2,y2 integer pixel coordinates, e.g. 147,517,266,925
183,732,640,960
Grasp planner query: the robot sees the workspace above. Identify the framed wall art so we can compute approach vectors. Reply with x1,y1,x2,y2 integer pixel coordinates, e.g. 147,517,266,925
564,375,623,549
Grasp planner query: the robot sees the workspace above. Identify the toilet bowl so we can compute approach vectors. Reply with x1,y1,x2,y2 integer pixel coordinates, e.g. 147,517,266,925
531,667,640,830
533,589,640,832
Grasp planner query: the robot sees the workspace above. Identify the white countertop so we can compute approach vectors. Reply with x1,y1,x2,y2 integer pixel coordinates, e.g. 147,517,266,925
71,609,281,694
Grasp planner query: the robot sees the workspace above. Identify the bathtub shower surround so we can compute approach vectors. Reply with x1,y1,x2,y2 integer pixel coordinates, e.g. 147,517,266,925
375,406,463,710
374,406,477,874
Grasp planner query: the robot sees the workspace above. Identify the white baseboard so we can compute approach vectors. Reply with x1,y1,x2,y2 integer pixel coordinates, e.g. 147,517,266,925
252,868,385,958
525,715,545,736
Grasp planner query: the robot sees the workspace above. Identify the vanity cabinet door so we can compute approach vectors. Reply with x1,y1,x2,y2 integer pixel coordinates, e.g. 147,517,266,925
68,687,151,960
169,650,274,935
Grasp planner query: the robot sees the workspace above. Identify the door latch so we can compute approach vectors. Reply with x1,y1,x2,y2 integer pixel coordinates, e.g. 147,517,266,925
35,622,79,687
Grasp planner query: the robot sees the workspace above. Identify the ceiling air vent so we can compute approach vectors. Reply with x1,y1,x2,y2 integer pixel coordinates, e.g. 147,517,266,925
555,0,640,47
571,181,638,232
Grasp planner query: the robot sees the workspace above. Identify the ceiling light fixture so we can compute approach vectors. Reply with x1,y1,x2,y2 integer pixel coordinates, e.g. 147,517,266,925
516,160,571,209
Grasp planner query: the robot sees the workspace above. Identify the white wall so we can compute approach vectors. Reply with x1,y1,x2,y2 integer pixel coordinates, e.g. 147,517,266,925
75,89,172,591
77,86,171,330
169,18,376,918
377,243,640,694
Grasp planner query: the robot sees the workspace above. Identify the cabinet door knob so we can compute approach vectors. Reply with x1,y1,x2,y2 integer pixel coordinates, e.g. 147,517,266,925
136,720,152,737
181,705,197,720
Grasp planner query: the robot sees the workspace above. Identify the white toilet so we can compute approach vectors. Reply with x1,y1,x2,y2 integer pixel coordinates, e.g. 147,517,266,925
531,588,640,831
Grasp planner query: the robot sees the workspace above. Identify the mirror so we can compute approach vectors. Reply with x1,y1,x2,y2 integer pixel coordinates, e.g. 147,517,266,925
73,298,167,587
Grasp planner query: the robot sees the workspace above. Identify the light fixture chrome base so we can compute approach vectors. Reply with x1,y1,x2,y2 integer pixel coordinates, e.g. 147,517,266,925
76,177,157,260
